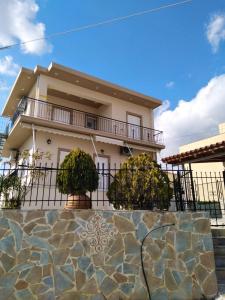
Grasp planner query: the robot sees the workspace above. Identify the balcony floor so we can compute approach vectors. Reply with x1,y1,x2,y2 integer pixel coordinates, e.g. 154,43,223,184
3,115,164,156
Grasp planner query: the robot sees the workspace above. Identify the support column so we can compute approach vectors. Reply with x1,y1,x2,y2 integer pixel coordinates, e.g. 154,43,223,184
35,75,48,100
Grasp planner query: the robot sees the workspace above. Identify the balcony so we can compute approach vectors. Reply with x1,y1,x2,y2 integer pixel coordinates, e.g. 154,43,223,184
11,97,164,148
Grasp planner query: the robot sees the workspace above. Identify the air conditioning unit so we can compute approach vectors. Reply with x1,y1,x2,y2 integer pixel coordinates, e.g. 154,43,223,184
120,146,133,156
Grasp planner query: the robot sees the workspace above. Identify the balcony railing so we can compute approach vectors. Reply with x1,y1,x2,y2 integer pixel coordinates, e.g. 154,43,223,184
12,97,164,146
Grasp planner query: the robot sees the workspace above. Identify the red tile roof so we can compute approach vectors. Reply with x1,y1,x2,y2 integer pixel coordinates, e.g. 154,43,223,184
162,140,225,165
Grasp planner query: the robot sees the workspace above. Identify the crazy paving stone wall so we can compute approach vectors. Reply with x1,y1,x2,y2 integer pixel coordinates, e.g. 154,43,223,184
0,210,217,300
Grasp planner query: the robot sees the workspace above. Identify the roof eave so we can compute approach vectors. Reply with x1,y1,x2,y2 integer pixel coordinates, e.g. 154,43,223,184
1,67,34,116
49,62,162,108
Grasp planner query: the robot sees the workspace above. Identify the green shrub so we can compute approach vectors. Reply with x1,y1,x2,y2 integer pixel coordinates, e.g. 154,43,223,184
107,153,173,210
0,175,25,209
56,149,99,195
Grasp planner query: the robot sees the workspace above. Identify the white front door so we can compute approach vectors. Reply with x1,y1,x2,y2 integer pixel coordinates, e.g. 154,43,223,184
95,156,109,190
127,114,141,140
58,149,70,166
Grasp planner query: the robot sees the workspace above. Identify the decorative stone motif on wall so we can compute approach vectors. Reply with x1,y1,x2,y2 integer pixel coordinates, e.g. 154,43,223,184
79,213,118,253
0,209,218,300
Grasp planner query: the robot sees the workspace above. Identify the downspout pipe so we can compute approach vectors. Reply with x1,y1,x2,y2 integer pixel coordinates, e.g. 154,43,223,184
141,223,175,300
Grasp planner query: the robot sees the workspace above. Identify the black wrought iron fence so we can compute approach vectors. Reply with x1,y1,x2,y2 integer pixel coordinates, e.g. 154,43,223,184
0,163,172,209
174,169,225,224
0,163,224,225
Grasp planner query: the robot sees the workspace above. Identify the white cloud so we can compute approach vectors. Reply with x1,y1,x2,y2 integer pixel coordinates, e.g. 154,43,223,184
0,0,52,55
206,13,225,53
155,74,225,159
0,56,20,76
165,81,175,88
156,99,170,116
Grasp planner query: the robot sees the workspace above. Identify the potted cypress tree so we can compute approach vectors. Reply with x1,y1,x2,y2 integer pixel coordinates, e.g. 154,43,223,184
57,149,99,209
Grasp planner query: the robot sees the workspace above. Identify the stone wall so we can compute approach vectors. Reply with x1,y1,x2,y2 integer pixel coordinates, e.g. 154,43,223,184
0,210,217,300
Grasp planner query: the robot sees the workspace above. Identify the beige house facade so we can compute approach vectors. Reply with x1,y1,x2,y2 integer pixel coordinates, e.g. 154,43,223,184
1,62,165,209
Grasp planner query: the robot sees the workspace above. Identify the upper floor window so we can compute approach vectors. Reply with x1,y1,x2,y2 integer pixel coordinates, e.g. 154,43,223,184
127,113,141,140
52,107,71,124
86,115,97,130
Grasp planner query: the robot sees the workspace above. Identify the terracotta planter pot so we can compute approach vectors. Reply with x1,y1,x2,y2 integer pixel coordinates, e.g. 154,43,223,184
64,194,92,209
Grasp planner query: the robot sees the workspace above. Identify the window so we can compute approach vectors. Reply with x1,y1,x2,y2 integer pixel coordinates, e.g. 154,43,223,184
86,115,97,130
127,114,141,140
58,149,71,166
52,107,71,124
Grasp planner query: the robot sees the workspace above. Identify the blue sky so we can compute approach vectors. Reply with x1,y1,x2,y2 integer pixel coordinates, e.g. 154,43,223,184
0,0,225,156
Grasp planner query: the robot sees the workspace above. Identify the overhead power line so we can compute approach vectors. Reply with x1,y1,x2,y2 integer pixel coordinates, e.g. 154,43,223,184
0,0,193,51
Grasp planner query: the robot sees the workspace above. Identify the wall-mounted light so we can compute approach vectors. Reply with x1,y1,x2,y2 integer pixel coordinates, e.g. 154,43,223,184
47,138,52,145
100,149,104,154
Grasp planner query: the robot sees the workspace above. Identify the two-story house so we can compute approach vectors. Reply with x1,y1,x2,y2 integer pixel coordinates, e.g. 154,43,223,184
1,62,164,208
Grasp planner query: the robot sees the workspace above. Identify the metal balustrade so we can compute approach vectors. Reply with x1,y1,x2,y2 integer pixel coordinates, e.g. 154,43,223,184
12,97,164,146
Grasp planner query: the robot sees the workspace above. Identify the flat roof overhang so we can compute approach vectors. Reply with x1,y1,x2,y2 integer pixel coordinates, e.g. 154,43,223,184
162,141,225,165
2,68,36,117
2,62,162,117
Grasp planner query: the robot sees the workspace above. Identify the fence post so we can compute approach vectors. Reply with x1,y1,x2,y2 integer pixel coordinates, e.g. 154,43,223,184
176,171,184,211
189,167,197,211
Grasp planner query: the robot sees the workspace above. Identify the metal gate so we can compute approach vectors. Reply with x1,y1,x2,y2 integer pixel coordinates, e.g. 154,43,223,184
174,169,225,226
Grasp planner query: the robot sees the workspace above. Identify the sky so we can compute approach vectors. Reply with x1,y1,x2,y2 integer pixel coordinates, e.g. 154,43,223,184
0,0,225,159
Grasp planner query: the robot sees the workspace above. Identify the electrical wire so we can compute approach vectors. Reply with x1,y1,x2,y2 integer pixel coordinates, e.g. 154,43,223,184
141,223,175,300
0,0,193,51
